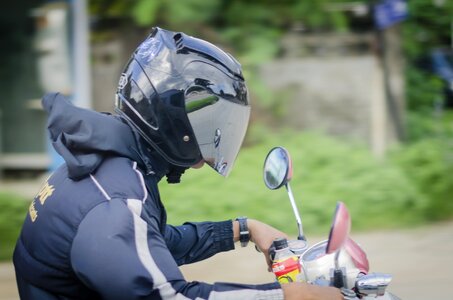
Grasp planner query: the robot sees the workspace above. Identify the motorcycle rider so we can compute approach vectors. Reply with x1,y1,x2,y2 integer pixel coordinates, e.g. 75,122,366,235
13,27,342,300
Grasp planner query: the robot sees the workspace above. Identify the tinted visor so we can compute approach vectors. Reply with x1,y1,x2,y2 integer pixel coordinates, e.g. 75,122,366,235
183,61,250,176
187,98,249,176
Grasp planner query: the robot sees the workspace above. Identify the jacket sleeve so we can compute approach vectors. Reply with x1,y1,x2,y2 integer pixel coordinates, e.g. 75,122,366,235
70,198,284,300
164,220,235,266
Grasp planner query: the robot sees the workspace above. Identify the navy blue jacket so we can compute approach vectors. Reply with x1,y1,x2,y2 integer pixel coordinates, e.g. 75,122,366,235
13,93,283,299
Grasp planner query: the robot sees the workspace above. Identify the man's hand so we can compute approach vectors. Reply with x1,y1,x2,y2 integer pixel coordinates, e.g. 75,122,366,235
233,219,288,270
232,220,343,299
282,282,343,300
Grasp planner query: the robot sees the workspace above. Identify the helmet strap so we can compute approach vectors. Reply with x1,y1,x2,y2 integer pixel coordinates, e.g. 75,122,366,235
166,166,187,184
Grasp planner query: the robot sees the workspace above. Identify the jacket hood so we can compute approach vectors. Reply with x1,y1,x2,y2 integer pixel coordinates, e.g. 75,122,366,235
42,93,164,180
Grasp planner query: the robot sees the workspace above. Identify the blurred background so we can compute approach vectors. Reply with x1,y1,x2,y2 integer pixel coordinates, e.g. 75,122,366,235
1,0,453,299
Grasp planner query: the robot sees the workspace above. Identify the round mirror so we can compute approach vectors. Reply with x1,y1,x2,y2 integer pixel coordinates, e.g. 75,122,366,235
263,147,292,190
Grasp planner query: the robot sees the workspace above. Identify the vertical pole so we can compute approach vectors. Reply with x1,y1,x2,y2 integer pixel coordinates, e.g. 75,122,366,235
70,0,91,108
371,54,386,158
0,109,3,178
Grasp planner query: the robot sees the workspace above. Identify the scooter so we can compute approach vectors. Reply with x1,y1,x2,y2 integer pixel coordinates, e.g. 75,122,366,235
263,146,401,300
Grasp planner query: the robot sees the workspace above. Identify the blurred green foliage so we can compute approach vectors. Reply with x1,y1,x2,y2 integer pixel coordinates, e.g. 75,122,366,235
406,110,453,142
90,0,356,61
402,0,453,112
91,0,352,32
0,193,28,260
405,66,445,111
160,131,427,236
401,0,453,60
391,137,453,220
399,1,453,223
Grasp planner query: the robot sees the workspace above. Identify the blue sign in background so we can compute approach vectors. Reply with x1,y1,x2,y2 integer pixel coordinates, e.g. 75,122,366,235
374,0,408,30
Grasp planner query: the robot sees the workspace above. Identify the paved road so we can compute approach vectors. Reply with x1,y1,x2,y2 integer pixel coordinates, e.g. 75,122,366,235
2,222,452,299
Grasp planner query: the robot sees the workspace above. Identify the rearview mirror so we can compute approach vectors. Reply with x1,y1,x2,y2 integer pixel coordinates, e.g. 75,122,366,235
263,147,292,190
264,146,305,241
326,201,351,288
326,202,351,254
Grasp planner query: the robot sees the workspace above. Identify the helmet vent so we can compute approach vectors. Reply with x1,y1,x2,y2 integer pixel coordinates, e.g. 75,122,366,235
174,33,184,50
174,34,243,80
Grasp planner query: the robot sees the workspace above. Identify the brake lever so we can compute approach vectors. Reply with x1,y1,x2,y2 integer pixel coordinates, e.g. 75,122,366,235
341,288,359,300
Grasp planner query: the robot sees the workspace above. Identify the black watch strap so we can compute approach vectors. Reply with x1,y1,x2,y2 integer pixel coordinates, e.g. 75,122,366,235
236,217,250,247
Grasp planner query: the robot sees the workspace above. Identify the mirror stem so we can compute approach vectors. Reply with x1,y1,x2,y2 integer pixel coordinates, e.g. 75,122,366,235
334,250,341,270
285,183,306,241
332,250,344,288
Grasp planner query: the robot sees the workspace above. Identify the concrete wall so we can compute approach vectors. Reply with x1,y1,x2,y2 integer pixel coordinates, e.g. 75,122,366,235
91,29,146,113
259,32,405,156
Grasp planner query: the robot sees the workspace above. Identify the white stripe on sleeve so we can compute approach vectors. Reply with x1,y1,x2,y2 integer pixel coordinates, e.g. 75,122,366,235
127,199,189,300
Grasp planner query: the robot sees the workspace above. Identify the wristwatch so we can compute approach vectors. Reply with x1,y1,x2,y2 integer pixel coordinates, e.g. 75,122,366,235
235,217,250,247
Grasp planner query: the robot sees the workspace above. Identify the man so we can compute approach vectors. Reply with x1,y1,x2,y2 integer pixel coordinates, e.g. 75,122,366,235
14,27,341,299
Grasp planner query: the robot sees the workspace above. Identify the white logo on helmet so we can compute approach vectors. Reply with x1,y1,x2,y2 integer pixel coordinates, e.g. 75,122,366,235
137,37,162,62
118,73,128,90
214,130,227,175
217,162,228,175
214,128,221,148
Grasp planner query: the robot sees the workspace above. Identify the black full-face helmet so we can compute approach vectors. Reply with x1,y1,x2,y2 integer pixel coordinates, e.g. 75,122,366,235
115,27,250,176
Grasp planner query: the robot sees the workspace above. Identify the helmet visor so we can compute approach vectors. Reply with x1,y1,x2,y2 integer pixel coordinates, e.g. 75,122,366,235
187,95,250,177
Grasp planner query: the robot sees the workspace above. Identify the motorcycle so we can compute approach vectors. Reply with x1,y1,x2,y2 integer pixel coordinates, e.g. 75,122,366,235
263,146,401,300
